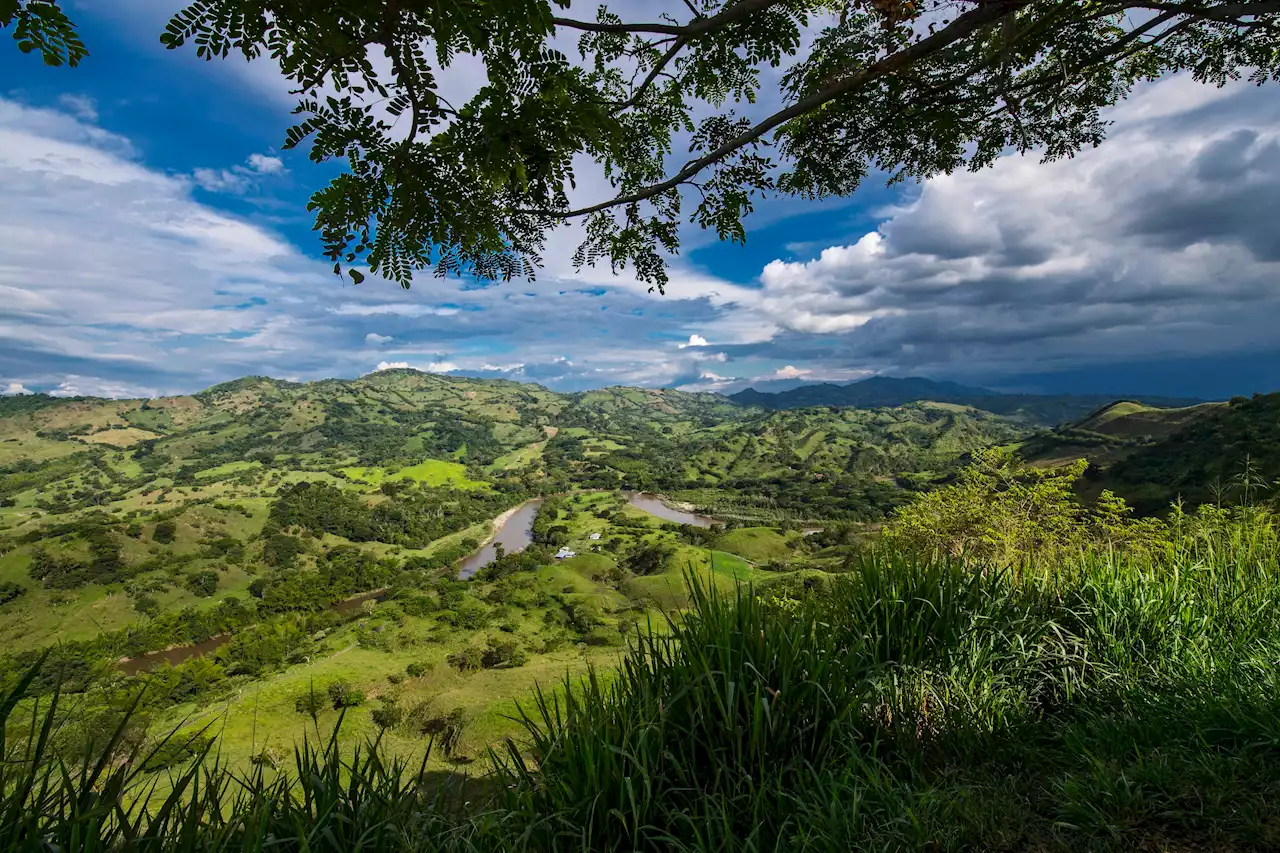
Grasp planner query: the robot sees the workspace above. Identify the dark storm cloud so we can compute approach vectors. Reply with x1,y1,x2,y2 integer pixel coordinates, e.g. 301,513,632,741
746,76,1280,387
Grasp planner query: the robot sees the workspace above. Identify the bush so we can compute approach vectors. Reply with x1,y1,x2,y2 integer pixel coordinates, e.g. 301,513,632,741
0,581,25,605
326,681,365,710
151,521,176,544
446,647,483,672
405,661,431,678
419,707,466,756
480,639,524,668
370,699,404,731
142,732,214,773
185,570,219,597
294,687,327,718
386,672,405,684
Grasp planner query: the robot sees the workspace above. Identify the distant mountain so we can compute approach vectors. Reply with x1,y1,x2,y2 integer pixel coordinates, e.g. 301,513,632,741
728,376,1204,426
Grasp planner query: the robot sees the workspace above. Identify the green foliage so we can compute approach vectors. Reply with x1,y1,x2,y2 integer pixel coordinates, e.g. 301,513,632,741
184,569,219,597
294,685,327,719
113,0,1277,291
369,697,404,731
884,448,1167,564
621,540,675,576
446,646,483,673
326,680,365,710
2,0,86,67
0,581,25,605
151,520,175,544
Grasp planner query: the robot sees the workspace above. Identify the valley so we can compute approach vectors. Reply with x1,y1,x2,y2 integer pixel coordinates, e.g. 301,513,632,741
2,370,1278,850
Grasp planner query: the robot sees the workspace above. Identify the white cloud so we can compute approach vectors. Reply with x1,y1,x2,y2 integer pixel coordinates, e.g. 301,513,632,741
679,334,709,348
771,366,811,380
2,382,32,395
331,302,461,317
56,94,97,121
193,151,287,194
365,332,393,345
48,376,158,399
747,76,1280,377
375,361,414,372
247,153,284,174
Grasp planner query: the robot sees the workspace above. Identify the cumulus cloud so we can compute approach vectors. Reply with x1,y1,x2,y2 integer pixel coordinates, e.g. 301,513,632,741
193,151,287,193
2,382,32,395
6,71,1279,399
746,75,1280,381
374,361,414,372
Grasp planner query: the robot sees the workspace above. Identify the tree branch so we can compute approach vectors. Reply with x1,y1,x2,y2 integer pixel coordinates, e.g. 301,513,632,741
530,0,1038,219
551,0,788,38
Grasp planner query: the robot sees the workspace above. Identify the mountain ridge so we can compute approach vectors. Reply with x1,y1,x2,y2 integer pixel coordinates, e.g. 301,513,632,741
728,375,1206,425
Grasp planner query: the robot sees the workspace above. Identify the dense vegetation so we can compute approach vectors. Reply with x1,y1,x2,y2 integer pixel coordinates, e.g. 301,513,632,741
3,371,1279,850
4,494,1279,851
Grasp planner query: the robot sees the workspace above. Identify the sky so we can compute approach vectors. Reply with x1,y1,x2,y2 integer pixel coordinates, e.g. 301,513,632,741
1,2,1279,401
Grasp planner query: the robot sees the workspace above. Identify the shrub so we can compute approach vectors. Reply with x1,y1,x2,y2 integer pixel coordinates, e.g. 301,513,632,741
0,581,25,605
480,639,523,668
326,681,365,709
387,672,405,685
446,647,483,672
142,732,214,773
185,570,219,597
294,687,327,718
405,661,431,678
370,699,404,731
151,521,176,544
419,707,466,756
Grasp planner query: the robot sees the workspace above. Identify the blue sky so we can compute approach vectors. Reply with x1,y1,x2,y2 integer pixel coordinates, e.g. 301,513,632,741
2,1,1279,401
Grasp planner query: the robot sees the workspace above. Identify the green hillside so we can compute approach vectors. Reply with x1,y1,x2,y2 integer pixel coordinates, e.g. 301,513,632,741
0,370,1036,777
1104,393,1280,513
1018,399,1224,470
3,372,1279,852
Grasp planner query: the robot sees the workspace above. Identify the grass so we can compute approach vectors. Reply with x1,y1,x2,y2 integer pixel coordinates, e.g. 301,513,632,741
6,513,1280,851
710,527,793,563
342,460,487,489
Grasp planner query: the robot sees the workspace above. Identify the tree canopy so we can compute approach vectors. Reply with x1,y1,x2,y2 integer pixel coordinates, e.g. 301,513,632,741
6,0,1279,290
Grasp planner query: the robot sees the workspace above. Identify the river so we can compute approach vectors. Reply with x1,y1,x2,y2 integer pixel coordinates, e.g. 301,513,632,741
456,497,544,579
116,588,393,676
118,494,704,674
623,492,717,527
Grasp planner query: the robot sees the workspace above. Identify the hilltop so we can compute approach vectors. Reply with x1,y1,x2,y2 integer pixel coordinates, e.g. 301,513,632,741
0,369,1031,524
728,375,1204,425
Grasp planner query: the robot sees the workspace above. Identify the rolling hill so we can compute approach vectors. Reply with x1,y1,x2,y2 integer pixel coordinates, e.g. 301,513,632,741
728,375,1205,425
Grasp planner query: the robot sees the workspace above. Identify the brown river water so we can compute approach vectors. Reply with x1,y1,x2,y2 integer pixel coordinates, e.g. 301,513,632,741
119,492,713,673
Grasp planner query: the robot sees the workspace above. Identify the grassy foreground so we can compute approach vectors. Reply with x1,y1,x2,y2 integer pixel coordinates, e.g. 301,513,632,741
5,512,1280,851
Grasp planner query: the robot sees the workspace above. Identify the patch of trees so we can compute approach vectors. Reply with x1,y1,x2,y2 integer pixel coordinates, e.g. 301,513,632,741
269,480,522,549
0,581,25,605
26,522,127,589
622,541,676,576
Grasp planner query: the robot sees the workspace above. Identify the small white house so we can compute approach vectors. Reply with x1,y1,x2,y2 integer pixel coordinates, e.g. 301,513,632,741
555,547,577,559
588,532,602,541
